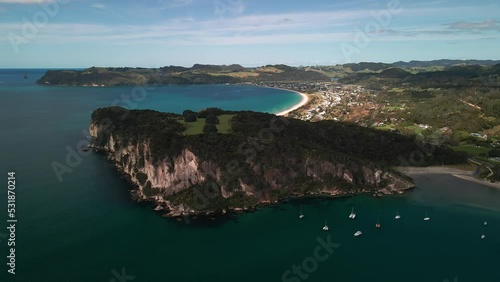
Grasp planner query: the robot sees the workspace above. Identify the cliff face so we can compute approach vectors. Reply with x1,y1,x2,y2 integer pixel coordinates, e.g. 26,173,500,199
89,108,415,217
91,123,222,195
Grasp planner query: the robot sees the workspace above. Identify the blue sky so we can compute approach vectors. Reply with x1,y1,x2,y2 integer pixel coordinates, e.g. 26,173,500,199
0,0,499,68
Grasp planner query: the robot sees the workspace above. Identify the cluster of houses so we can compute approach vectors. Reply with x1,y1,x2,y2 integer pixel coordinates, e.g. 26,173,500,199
470,132,488,139
241,82,498,150
244,82,377,122
300,85,376,121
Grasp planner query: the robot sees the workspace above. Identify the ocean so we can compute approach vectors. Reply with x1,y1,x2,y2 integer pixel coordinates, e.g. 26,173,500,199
0,69,499,282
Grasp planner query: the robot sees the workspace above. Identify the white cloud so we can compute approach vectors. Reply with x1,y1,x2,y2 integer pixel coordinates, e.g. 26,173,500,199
214,0,245,17
447,20,500,31
90,3,105,9
159,0,193,9
0,6,498,47
0,0,56,3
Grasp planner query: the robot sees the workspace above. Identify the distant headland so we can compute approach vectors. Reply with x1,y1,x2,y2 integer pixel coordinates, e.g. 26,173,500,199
36,60,500,87
36,64,329,86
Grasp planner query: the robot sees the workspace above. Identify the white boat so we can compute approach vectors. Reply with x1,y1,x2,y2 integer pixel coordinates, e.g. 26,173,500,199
354,231,363,237
484,221,488,226
299,205,304,219
322,220,329,231
375,218,381,228
424,211,430,221
349,207,356,219
481,234,486,239
395,210,401,220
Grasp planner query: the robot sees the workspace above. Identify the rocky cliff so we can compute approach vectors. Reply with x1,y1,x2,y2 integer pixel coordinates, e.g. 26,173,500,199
89,107,420,217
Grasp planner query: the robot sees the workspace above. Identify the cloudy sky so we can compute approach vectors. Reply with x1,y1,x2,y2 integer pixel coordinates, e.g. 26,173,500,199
0,0,499,68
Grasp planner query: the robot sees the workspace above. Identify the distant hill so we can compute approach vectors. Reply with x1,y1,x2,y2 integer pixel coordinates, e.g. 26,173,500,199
190,64,246,72
378,67,411,79
339,64,500,88
343,62,393,72
393,60,500,68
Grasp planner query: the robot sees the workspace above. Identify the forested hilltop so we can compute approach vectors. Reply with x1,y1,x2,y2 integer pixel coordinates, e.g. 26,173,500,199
89,107,467,216
337,64,500,89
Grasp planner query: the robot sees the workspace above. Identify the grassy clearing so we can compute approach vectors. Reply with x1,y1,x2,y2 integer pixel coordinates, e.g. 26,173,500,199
216,115,234,133
406,125,425,135
376,124,396,131
451,145,491,156
182,114,235,135
388,88,406,93
256,67,284,73
208,72,259,78
383,106,405,111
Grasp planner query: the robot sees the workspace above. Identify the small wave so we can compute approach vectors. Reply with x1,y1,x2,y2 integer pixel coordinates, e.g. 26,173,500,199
453,202,500,213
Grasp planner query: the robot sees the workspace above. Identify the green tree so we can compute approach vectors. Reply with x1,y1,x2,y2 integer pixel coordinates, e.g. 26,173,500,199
205,114,220,125
182,109,195,116
183,109,197,122
184,113,197,122
484,101,500,118
198,107,224,118
489,149,500,157
203,124,218,133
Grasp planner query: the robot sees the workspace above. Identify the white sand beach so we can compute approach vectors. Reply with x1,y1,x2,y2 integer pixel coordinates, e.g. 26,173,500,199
275,90,309,116
396,166,475,175
452,174,500,189
397,166,500,190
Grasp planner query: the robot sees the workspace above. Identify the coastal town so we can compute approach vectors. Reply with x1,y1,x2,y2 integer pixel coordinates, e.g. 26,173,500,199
244,81,500,142
241,81,379,123
242,81,500,179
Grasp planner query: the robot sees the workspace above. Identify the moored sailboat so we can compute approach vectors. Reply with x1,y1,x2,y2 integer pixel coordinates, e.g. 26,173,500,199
322,220,329,231
424,211,430,221
349,207,356,219
395,210,401,220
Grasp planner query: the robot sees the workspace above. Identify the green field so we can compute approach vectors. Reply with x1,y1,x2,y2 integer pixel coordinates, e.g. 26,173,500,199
451,145,491,156
183,114,234,135
405,124,426,135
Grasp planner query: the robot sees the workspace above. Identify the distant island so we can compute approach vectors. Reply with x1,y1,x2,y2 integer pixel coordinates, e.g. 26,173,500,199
89,107,467,217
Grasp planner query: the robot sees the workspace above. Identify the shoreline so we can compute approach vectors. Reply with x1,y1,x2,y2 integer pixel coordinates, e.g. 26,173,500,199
396,166,500,190
265,87,309,116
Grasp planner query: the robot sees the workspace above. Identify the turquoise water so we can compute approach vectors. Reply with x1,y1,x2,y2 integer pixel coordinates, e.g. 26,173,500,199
0,70,499,282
